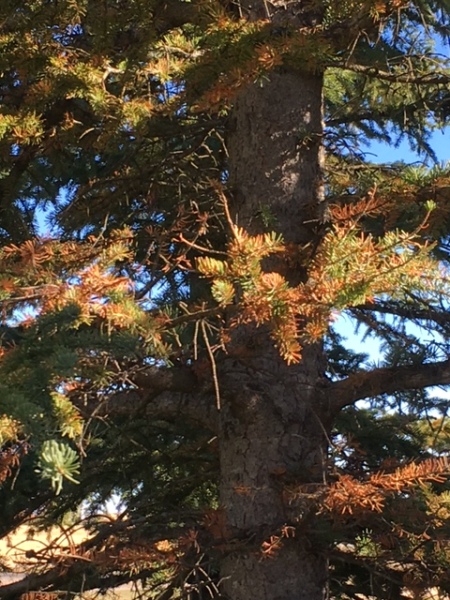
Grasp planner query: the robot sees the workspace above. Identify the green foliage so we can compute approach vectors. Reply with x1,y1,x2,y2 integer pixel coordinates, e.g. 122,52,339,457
197,212,448,362
37,440,80,495
51,392,84,441
355,529,381,559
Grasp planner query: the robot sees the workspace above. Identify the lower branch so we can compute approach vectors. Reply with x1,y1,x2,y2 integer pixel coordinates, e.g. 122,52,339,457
72,364,218,431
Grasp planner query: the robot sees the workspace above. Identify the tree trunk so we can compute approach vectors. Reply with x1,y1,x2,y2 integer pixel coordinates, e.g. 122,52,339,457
220,70,328,599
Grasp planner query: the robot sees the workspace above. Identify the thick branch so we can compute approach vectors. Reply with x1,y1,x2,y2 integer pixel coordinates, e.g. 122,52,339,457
329,358,450,409
0,561,158,599
0,569,69,600
130,364,198,394
153,0,205,33
73,365,218,431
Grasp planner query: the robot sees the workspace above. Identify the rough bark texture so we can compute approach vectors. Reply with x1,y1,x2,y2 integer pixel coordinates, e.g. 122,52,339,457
227,71,325,248
220,69,328,599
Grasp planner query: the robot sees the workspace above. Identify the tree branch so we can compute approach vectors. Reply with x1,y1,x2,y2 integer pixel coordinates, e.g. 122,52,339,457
72,365,218,431
153,0,205,34
0,558,159,599
325,102,426,127
350,302,450,334
0,515,189,598
329,358,450,409
335,62,450,85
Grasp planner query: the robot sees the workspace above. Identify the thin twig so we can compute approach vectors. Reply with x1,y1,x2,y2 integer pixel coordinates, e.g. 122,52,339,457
179,233,227,256
220,189,239,240
201,320,221,411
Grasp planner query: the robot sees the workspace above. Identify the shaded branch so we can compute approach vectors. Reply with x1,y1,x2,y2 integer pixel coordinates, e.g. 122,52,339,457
0,559,159,599
153,0,206,34
72,365,218,431
329,358,450,409
330,546,408,590
0,512,195,599
0,568,70,600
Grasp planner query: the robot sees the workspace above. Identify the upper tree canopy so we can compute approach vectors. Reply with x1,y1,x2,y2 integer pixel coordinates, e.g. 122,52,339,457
1,1,450,599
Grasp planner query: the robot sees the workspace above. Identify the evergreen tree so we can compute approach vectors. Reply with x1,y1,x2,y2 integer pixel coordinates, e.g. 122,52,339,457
0,1,450,599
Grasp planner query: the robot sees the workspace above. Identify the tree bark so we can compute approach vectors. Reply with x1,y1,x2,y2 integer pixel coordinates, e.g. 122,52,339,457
330,357,450,409
220,70,328,599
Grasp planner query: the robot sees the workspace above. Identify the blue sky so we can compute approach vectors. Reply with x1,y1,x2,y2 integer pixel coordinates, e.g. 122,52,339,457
335,126,450,375
367,129,449,166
